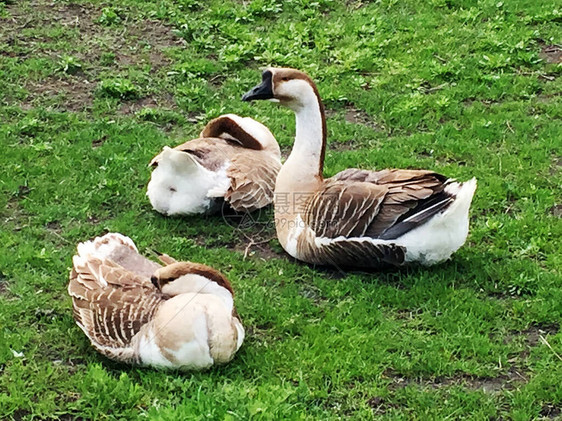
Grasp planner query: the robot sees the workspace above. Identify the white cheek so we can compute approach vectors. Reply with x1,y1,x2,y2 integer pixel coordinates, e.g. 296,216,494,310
268,98,280,103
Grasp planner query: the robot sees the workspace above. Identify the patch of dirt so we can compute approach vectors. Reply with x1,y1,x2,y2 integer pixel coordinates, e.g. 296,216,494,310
550,156,561,176
208,73,226,88
130,18,186,51
328,141,357,151
231,232,289,261
539,44,562,64
2,198,30,232
324,106,382,151
521,323,559,347
346,0,368,10
383,368,527,394
344,107,381,130
540,403,561,419
187,213,288,261
24,76,95,112
2,1,184,113
367,368,528,415
246,323,282,343
549,204,562,218
45,220,62,233
462,97,500,107
213,205,291,261
394,308,424,320
86,215,101,224
367,396,399,415
326,106,382,131
119,95,177,115
11,409,31,421
91,135,107,148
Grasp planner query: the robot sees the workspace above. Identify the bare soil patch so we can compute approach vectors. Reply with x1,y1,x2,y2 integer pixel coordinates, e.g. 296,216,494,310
462,97,500,107
24,76,95,112
326,106,382,131
540,403,561,419
328,140,357,151
521,323,559,347
344,107,381,130
383,367,527,394
231,230,289,261
550,156,561,176
1,0,184,113
2,197,31,232
539,44,562,64
549,204,562,218
367,396,399,415
119,95,177,115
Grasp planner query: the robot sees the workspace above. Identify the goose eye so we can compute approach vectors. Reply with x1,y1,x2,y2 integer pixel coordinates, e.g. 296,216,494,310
281,77,290,81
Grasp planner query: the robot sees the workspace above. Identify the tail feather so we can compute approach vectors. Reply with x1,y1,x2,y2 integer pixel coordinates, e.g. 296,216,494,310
380,178,477,240
443,178,477,217
74,233,161,282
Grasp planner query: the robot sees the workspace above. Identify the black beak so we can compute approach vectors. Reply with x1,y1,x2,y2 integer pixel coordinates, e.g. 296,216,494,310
150,275,159,289
242,70,274,101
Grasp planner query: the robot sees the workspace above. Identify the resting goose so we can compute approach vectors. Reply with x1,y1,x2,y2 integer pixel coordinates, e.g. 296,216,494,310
68,233,244,370
147,114,281,215
242,68,477,268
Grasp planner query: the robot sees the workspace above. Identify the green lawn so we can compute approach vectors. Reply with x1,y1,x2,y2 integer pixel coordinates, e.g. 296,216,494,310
1,0,561,419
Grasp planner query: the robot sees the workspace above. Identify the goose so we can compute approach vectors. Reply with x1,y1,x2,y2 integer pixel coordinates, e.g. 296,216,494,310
242,68,477,268
147,114,281,215
68,233,244,370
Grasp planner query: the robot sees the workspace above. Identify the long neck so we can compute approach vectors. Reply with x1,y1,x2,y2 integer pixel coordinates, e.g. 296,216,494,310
280,89,327,183
294,100,326,176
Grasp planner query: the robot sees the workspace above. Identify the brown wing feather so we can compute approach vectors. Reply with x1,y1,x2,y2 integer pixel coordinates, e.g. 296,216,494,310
297,235,406,268
304,169,452,240
305,180,387,238
68,256,162,363
225,153,281,212
90,233,162,280
200,115,264,150
173,138,235,172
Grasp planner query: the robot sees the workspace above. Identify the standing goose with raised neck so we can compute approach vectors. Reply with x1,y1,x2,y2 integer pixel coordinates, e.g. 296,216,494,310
147,114,281,215
242,68,477,268
68,233,244,370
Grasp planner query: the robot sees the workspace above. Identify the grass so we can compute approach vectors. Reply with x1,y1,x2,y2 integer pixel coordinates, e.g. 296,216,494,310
0,0,561,419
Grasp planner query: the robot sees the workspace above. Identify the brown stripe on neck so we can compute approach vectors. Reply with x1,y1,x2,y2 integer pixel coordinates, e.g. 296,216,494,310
277,71,327,178
310,82,327,178
201,116,263,150
156,262,235,295
185,263,235,296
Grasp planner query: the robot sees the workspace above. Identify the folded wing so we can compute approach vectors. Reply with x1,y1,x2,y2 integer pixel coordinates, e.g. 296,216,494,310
68,256,162,363
306,169,454,241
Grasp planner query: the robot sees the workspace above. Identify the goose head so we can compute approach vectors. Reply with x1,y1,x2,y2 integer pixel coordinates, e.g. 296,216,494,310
242,68,321,112
151,262,234,299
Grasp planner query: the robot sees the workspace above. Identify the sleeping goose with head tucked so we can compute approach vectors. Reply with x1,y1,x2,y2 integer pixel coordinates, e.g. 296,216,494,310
242,68,477,269
147,114,281,215
68,233,244,370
